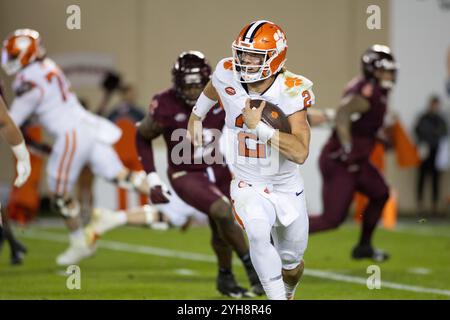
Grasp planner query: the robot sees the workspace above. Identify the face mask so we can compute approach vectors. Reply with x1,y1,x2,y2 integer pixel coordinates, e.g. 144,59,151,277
380,79,394,90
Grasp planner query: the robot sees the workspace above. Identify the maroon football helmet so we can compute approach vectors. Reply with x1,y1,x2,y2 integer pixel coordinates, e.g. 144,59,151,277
172,51,211,107
362,44,398,89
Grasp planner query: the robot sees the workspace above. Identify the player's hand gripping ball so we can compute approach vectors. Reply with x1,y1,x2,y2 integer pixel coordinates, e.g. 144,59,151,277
243,98,291,133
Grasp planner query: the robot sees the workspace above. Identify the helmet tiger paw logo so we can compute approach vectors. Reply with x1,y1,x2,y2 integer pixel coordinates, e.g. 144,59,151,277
273,30,286,52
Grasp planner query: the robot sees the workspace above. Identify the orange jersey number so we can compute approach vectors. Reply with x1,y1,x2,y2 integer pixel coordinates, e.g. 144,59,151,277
302,90,312,108
235,114,266,158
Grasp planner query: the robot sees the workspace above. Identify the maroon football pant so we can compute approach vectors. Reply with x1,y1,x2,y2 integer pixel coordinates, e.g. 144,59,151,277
309,151,389,246
168,165,233,269
168,164,231,215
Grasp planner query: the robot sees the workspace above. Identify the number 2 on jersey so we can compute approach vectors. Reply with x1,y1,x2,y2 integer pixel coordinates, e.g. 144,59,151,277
302,90,312,108
235,114,266,158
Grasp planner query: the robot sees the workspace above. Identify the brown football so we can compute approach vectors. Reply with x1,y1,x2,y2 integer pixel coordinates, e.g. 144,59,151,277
250,99,291,133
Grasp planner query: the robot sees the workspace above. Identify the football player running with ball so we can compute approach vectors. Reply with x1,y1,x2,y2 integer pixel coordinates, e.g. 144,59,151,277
188,20,314,300
135,51,264,298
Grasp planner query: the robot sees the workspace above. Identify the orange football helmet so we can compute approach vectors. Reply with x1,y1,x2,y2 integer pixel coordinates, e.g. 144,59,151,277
1,29,45,75
232,20,287,83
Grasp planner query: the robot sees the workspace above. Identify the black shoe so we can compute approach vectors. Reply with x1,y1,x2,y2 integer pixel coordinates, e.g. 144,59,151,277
351,244,389,262
217,272,254,299
246,267,265,296
10,241,27,265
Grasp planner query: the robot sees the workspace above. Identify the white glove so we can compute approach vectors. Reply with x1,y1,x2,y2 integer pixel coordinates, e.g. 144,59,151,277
147,172,172,204
12,141,31,188
255,121,275,144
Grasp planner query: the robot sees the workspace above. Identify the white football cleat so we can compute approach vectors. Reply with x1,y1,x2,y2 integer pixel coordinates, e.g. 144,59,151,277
56,240,96,266
86,208,125,236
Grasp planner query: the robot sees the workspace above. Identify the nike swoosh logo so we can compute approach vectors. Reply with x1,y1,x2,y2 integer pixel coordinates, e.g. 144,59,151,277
295,190,304,196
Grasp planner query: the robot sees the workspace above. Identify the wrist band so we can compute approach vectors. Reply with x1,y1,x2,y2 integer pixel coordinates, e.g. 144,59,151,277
255,122,275,143
147,172,162,187
192,92,217,118
11,141,29,161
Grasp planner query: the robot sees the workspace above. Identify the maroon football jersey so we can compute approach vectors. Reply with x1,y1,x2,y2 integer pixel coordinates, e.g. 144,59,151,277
323,77,389,162
149,88,225,171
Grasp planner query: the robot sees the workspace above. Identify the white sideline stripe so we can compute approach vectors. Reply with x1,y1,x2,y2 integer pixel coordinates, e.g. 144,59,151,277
22,230,450,298
394,226,450,238
23,230,216,263
304,270,450,297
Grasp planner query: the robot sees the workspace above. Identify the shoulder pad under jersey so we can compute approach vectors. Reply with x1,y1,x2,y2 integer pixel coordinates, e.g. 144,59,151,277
281,70,313,96
279,70,315,114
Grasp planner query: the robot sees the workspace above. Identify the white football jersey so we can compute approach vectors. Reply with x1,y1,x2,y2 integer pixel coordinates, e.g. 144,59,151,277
9,58,115,140
212,58,315,189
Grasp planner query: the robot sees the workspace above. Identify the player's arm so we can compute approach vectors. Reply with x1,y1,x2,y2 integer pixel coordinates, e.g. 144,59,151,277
0,96,24,146
136,110,171,203
8,81,42,128
335,94,370,152
242,99,310,164
0,95,31,187
137,112,164,142
271,110,311,164
187,80,219,146
136,111,164,174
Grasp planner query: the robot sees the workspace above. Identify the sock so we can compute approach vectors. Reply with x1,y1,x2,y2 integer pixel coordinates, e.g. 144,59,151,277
116,211,128,225
239,252,259,285
359,195,388,246
239,252,253,270
284,281,299,299
69,228,84,244
261,277,287,300
219,267,232,276
246,219,283,289
95,210,127,235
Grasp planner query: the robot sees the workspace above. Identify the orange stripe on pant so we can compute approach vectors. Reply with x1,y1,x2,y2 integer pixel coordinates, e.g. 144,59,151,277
56,132,70,194
63,130,77,194
231,200,245,229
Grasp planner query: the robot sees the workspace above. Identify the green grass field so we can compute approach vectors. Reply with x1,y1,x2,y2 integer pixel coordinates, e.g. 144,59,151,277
1,219,450,300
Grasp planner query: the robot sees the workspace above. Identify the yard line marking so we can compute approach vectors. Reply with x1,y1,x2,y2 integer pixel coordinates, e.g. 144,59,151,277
23,230,216,263
21,230,450,298
174,269,198,276
304,270,450,297
407,267,432,275
394,226,450,238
